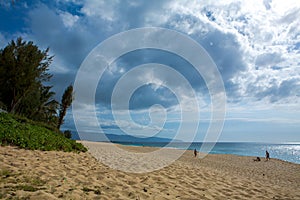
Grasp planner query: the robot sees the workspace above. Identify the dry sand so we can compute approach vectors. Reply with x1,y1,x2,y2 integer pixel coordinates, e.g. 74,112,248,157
1,141,300,199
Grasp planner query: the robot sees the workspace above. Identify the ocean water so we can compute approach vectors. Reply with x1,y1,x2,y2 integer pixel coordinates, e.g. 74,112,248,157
116,142,300,164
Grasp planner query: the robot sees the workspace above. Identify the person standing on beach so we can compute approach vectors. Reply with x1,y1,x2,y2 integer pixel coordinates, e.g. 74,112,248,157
194,149,197,157
266,150,270,161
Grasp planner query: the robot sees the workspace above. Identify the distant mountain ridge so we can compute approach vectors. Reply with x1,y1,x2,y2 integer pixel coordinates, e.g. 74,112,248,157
105,133,182,143
72,132,181,142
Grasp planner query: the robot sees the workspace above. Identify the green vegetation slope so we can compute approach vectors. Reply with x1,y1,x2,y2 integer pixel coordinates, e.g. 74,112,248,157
0,113,86,152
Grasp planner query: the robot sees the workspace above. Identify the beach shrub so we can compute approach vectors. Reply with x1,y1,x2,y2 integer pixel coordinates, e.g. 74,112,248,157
0,113,87,152
63,130,72,139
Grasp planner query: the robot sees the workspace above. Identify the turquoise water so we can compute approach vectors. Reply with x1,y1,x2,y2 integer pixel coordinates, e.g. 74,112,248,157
115,142,300,164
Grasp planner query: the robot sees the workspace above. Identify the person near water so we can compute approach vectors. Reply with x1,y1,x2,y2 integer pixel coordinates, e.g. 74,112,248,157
253,157,261,161
266,150,270,161
194,149,197,157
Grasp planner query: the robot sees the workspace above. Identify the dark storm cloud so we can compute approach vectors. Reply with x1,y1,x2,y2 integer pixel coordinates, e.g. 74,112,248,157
197,30,247,99
28,4,96,70
24,1,174,110
95,49,208,110
200,30,247,80
51,72,76,98
129,85,178,110
26,2,248,108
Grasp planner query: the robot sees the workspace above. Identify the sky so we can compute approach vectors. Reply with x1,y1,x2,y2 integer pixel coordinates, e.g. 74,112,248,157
0,0,299,142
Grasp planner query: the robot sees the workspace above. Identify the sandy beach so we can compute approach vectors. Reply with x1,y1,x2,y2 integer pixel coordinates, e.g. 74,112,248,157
1,141,300,199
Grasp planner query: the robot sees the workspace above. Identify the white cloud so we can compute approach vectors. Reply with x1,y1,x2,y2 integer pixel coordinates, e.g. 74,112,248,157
168,1,299,103
80,0,119,21
59,11,79,28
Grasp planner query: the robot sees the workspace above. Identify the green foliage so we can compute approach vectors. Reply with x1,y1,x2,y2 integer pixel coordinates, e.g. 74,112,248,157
18,86,59,126
58,84,73,129
0,38,81,150
0,37,57,123
63,130,72,139
0,38,53,114
0,113,87,152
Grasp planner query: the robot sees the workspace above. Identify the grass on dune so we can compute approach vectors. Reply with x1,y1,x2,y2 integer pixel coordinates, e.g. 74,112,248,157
0,113,87,152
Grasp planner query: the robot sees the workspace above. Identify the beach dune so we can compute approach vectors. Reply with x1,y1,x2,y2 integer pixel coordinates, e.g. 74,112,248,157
1,142,300,199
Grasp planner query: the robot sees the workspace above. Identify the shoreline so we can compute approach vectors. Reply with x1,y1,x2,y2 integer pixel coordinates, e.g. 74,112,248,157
78,140,300,165
1,142,300,199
